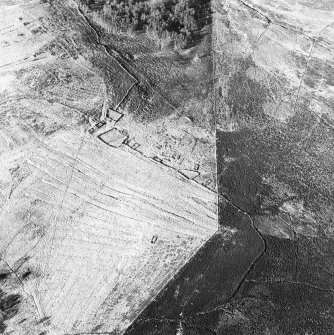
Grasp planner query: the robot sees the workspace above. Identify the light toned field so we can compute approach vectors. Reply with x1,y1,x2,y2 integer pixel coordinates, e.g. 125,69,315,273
0,1,218,334
0,126,217,334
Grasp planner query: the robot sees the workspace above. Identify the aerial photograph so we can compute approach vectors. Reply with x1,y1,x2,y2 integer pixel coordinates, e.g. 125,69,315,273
0,0,333,334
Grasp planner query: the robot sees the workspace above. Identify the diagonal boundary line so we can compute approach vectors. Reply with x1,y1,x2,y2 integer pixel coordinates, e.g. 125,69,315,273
123,3,219,334
121,231,217,335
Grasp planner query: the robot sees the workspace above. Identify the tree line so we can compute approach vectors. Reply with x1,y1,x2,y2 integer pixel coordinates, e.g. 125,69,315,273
83,0,211,47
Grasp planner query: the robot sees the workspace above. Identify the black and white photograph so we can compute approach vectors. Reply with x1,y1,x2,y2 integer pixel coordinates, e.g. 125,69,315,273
0,0,333,334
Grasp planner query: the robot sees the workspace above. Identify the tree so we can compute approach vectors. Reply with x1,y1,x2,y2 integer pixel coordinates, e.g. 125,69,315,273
100,0,201,48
